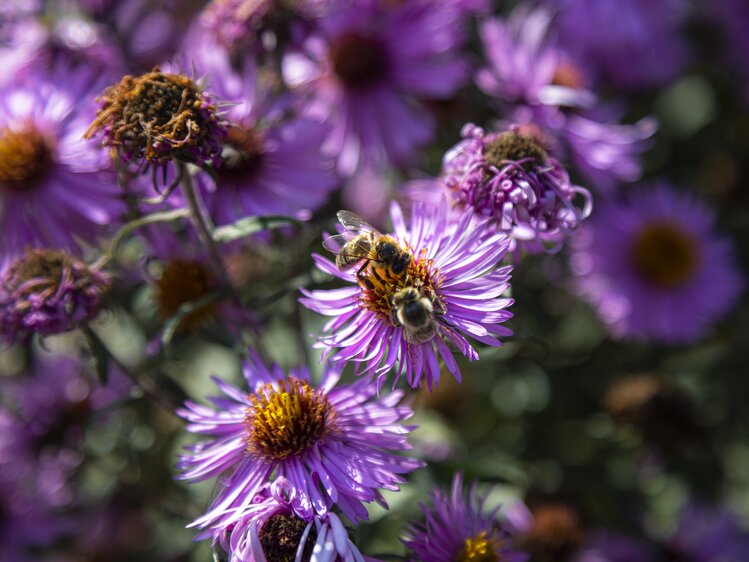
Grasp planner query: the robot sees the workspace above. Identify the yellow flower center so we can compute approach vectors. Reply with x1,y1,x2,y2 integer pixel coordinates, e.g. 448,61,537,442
631,221,698,287
155,259,218,329
456,532,501,562
245,377,333,461
0,126,54,192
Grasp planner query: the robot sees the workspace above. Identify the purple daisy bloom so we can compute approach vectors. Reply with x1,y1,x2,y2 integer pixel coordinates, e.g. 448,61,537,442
211,478,368,562
177,353,421,530
402,473,529,562
664,502,749,561
545,0,689,91
180,44,338,225
570,184,743,343
282,0,469,175
475,7,656,193
574,532,656,562
300,199,513,390
441,122,592,252
0,64,123,269
0,248,111,343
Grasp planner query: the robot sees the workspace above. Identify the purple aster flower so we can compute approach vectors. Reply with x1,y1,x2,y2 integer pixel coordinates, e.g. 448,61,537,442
180,44,338,225
402,473,529,562
0,64,123,269
545,0,689,91
475,7,656,193
476,7,595,109
570,184,743,343
198,0,330,58
0,248,111,343
282,0,469,175
707,0,749,102
211,478,369,562
140,225,255,335
84,67,228,182
574,533,656,562
300,199,513,390
441,122,592,252
177,353,421,530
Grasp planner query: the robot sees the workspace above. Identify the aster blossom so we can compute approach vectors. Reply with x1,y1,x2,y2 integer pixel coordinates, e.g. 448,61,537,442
442,123,591,252
282,0,469,174
475,6,656,192
211,478,368,562
570,184,742,343
402,473,528,562
177,352,421,531
179,44,338,225
0,64,123,269
0,248,111,343
300,198,513,390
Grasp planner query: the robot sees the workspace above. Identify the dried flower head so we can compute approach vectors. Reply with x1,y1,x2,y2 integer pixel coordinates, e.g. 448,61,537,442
84,67,226,172
0,248,111,343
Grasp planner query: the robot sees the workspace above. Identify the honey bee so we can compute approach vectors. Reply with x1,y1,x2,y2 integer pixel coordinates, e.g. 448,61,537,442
389,286,447,345
323,211,411,278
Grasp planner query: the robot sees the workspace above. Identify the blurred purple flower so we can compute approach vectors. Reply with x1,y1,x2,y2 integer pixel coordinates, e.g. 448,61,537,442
442,123,591,252
177,353,421,531
182,47,339,225
574,532,656,562
475,6,656,193
282,0,469,175
300,199,513,390
0,65,123,269
570,184,743,343
707,0,749,103
0,248,111,343
546,0,689,91
402,473,528,562
665,502,749,562
211,477,369,562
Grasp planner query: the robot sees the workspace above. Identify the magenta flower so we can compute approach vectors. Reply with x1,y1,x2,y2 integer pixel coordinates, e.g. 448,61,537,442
0,248,111,343
177,353,421,531
547,0,689,90
442,123,591,252
665,502,749,561
282,0,468,174
475,6,656,193
570,184,742,343
181,45,339,225
300,199,513,390
211,478,368,562
402,473,529,562
0,65,123,269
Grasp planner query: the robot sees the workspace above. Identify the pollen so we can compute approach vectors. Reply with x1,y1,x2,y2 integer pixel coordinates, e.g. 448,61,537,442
484,130,547,171
84,68,225,166
0,126,54,192
330,32,390,89
245,377,333,461
358,247,442,320
259,512,318,562
456,532,502,562
155,259,218,329
632,221,698,287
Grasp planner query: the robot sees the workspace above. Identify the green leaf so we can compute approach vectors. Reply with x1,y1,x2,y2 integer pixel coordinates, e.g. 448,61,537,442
212,215,302,243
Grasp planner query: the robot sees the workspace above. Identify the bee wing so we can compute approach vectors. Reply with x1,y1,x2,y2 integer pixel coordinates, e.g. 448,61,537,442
337,211,381,235
322,233,352,254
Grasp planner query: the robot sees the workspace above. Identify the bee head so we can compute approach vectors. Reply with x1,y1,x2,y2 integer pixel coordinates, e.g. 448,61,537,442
390,252,411,275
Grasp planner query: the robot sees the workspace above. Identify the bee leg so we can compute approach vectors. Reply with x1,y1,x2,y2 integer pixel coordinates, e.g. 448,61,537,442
431,294,447,315
388,297,401,328
355,260,370,279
